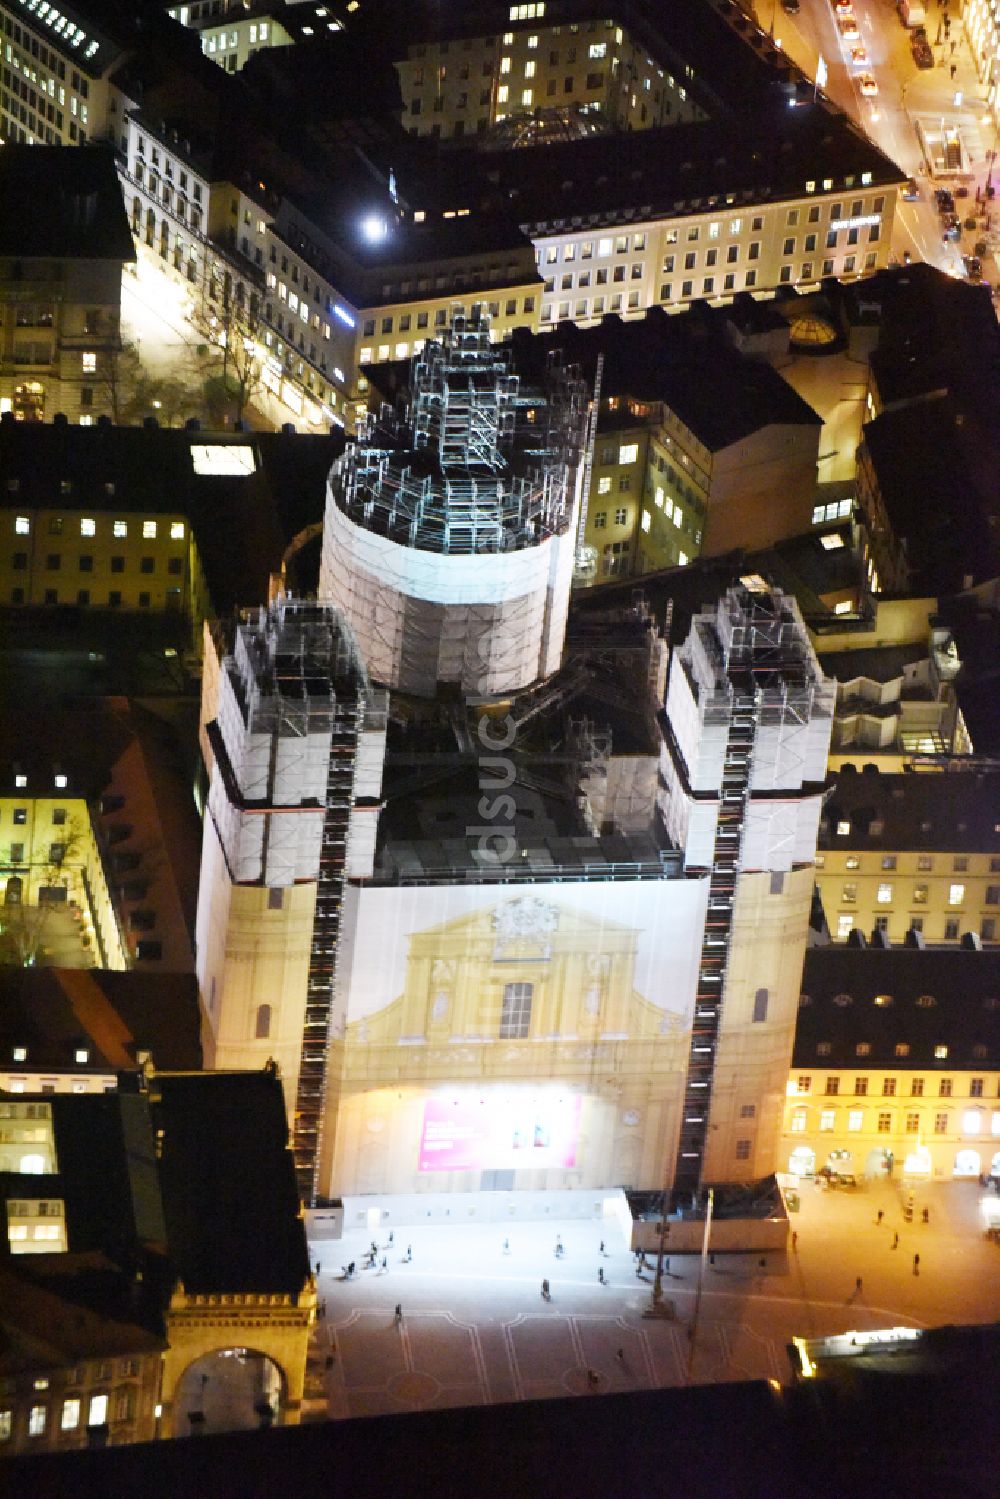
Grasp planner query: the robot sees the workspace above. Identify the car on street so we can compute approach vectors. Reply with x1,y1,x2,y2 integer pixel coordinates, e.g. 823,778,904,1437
963,255,984,281
837,14,861,40
857,73,878,96
935,189,956,212
912,39,934,67
781,0,800,12
902,178,920,200
849,45,869,66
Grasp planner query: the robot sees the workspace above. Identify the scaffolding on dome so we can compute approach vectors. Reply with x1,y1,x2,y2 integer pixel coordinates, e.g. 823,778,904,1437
329,309,588,558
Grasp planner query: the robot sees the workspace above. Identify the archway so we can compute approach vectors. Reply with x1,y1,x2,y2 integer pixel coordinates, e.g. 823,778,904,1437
4,876,23,906
954,1149,981,1178
788,1145,815,1177
174,1348,285,1437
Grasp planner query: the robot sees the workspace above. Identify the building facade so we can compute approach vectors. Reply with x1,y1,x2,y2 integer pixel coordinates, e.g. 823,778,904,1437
815,764,1000,948
782,946,1000,1182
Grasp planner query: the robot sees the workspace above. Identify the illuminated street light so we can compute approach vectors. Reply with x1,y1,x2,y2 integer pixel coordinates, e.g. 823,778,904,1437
361,213,388,244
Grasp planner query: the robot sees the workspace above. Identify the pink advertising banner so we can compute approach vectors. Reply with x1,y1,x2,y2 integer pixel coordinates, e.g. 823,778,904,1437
418,1095,582,1173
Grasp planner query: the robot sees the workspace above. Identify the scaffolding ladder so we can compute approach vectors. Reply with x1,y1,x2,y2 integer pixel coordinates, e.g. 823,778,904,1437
673,691,758,1199
291,713,358,1204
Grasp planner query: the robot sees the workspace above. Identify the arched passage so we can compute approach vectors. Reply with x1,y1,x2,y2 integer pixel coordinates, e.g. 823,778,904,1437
173,1348,285,1437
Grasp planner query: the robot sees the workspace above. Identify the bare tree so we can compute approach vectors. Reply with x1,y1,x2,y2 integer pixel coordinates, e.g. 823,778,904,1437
0,818,87,968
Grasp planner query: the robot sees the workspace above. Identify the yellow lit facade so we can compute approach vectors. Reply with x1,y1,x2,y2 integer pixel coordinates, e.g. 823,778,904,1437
782,1065,1000,1182
816,848,1000,948
0,504,209,642
0,794,124,969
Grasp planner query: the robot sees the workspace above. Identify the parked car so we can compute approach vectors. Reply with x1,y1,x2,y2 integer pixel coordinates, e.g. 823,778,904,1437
963,256,983,281
912,39,934,67
857,73,878,96
902,177,920,200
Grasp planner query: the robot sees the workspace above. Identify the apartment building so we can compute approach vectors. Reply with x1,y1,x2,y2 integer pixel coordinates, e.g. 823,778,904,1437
0,148,133,425
815,764,1000,948
783,945,1000,1183
395,10,705,140
0,0,120,147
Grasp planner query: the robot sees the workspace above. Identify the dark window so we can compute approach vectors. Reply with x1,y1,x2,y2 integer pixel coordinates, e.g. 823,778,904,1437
110,556,125,573
135,940,163,961
167,557,183,575
79,555,93,572
752,988,768,1023
140,556,155,574
45,553,61,570
268,888,284,911
255,1003,272,1039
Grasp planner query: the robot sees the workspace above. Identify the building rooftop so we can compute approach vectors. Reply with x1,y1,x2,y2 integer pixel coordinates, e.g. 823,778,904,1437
0,1256,166,1372
504,313,821,454
0,422,340,614
819,764,1000,853
0,967,203,1074
818,643,929,686
150,1070,311,1297
861,400,1000,596
0,147,135,263
794,944,1000,1069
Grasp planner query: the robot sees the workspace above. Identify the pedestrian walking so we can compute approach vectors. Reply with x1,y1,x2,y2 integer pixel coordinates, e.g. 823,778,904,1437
599,1240,605,1255
616,1348,625,1362
791,1232,798,1252
892,1232,899,1250
405,1244,413,1263
541,1278,550,1300
950,63,957,78
315,1260,322,1277
913,1253,920,1275
394,1303,402,1322
503,1237,510,1254
664,1257,670,1274
319,1300,327,1320
555,1235,564,1257
388,1231,394,1246
598,1265,606,1285
635,1264,643,1279
587,1369,599,1388
921,1207,930,1224
855,1276,863,1294
876,1209,884,1226
382,1256,388,1271
324,1355,335,1370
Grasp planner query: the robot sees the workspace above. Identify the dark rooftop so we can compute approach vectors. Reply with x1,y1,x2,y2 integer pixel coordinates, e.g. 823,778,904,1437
860,400,1000,595
819,764,1000,853
0,147,135,263
0,967,203,1074
504,314,821,453
794,945,1000,1069
818,643,928,685
150,1070,311,1297
0,422,340,614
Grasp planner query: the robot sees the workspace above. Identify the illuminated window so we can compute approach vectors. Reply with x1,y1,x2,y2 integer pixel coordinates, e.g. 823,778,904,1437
500,982,533,1039
877,1112,892,1133
80,517,95,536
949,883,965,906
934,1045,948,1060
61,1398,81,1431
895,1044,910,1058
190,447,256,478
82,351,96,373
113,520,127,538
521,88,533,106
641,510,651,534
500,56,511,74
856,1042,871,1057
88,1394,108,1427
28,1405,47,1436
962,1110,981,1135
991,1112,1000,1136
836,820,850,835
14,515,30,534
597,476,611,495
876,883,893,905
142,520,158,539
497,84,509,103
848,1110,863,1131
841,884,857,903
170,521,185,540
819,1109,835,1131
618,443,638,465
524,60,535,77
837,914,854,939
790,1108,807,1132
